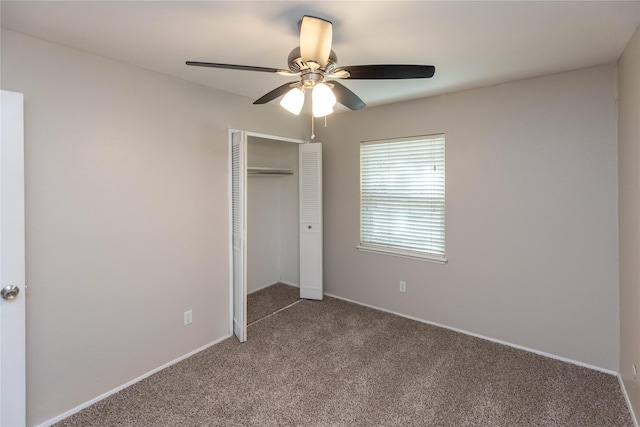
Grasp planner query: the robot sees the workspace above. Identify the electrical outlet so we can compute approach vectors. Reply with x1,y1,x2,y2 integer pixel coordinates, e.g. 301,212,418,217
633,364,638,379
399,281,407,293
184,310,193,326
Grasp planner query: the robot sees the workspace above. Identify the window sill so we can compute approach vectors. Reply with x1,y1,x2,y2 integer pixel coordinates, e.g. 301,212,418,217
356,245,447,264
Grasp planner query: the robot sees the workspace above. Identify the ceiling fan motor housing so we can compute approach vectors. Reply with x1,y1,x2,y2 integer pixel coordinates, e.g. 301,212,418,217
288,47,338,74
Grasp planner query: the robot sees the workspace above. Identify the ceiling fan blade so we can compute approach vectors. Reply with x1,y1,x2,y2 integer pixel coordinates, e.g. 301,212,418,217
336,65,436,79
186,61,283,74
253,82,298,105
299,15,333,69
330,81,366,110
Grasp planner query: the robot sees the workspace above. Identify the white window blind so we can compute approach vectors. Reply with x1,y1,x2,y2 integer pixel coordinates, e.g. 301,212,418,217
359,134,446,262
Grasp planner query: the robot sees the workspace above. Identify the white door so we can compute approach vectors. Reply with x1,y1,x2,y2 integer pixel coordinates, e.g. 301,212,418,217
299,143,323,300
230,130,247,342
0,90,26,426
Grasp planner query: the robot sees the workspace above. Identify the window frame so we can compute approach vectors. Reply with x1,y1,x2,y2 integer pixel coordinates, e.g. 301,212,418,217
357,134,447,264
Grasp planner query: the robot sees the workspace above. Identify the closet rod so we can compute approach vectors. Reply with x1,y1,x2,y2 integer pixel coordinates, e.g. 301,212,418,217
247,167,294,176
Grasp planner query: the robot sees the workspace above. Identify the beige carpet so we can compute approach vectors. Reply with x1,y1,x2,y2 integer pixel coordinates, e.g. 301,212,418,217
247,282,300,325
55,297,633,426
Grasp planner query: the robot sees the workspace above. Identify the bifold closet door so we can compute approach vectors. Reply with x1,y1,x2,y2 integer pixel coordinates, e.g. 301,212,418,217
231,130,247,342
299,143,323,300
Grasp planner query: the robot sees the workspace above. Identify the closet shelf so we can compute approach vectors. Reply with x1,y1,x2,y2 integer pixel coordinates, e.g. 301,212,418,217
247,167,294,176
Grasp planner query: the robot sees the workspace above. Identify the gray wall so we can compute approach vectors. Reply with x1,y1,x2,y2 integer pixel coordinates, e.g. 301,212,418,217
318,64,620,371
618,23,640,422
1,29,305,426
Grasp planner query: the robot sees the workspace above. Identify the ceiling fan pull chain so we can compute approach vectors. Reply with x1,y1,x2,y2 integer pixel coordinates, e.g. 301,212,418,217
311,115,315,140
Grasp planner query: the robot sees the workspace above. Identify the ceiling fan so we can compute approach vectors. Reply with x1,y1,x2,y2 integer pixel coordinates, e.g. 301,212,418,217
186,15,435,117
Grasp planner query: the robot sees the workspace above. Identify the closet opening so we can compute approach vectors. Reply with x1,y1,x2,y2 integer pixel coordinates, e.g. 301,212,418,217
229,130,322,343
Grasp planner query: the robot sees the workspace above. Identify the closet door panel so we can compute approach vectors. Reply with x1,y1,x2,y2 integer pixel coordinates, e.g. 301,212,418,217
231,130,247,342
299,143,323,300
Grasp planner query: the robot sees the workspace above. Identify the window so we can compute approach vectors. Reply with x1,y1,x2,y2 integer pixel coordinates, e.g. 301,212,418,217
358,134,446,263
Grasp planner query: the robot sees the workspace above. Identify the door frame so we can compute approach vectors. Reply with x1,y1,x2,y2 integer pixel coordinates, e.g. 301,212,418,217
227,129,307,338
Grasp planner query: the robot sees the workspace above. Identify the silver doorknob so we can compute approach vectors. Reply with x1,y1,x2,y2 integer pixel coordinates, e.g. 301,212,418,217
1,285,19,300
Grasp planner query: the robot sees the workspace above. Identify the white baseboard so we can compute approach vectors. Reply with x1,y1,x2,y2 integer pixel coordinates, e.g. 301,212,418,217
618,374,639,427
324,292,617,376
279,281,299,288
37,334,232,427
247,281,280,294
247,280,299,295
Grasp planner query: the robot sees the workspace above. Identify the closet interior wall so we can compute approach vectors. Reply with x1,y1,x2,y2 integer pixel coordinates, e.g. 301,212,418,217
247,136,299,293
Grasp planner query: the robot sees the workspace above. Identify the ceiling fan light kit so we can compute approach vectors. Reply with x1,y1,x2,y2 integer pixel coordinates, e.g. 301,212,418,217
311,83,336,117
280,86,305,115
187,15,435,121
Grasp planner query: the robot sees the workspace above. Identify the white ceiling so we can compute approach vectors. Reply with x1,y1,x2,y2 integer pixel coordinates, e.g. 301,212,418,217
2,1,639,111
